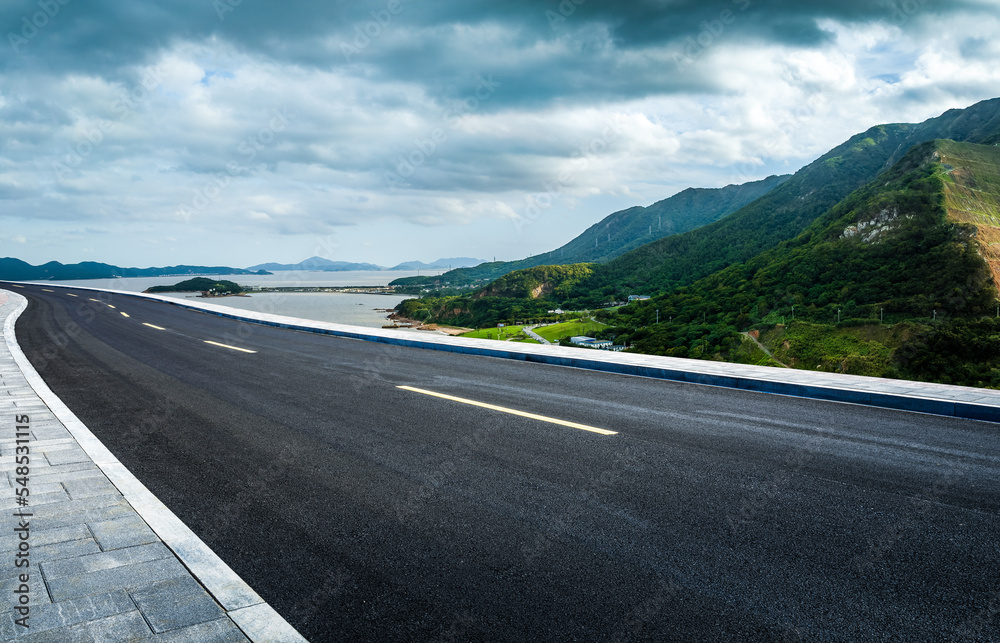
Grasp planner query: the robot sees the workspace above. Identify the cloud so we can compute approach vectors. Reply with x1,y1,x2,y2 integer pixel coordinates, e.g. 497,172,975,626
0,0,998,266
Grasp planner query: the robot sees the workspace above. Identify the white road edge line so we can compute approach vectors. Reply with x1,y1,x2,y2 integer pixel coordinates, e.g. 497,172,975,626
1,291,306,642
397,385,618,436
204,340,257,354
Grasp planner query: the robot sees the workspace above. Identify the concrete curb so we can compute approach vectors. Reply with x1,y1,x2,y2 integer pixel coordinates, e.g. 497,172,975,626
2,290,307,642
10,281,1000,424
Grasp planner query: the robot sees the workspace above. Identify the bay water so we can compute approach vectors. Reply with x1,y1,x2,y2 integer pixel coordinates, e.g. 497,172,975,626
41,270,432,329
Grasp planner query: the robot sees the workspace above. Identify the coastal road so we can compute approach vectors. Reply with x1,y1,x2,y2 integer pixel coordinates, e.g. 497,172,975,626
7,282,1000,641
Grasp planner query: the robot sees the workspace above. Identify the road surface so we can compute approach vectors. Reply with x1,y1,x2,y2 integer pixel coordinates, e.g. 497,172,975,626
7,283,1000,641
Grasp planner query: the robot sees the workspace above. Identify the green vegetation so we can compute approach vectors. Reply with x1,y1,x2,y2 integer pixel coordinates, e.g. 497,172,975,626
729,335,784,369
534,319,607,343
147,277,245,294
594,139,1000,385
457,325,541,344
478,264,594,299
396,264,594,328
895,318,1000,387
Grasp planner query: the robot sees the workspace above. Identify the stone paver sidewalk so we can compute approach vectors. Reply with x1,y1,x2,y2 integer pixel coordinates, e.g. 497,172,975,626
0,290,305,641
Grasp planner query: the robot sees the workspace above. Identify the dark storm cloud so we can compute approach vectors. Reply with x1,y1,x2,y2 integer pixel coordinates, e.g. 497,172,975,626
2,0,977,104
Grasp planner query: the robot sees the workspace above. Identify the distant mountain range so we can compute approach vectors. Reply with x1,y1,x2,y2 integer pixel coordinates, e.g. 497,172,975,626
0,255,487,282
246,256,486,272
246,256,384,272
0,258,269,282
390,174,790,288
389,257,485,271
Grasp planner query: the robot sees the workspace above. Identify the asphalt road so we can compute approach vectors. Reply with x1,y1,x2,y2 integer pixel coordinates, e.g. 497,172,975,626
7,282,1000,642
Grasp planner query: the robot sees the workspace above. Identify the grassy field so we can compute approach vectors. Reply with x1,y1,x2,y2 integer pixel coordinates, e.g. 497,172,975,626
534,319,607,343
459,326,539,343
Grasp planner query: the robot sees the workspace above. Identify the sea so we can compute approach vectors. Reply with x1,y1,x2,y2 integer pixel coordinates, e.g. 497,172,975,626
40,270,436,329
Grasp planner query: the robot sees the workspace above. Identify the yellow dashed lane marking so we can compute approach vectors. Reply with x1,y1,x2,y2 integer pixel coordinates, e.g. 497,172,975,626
67,293,77,297
396,386,617,436
143,323,166,331
42,289,54,292
120,312,130,318
204,341,257,354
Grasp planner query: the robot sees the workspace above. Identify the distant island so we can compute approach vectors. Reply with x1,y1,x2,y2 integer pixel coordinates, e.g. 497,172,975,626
0,258,270,281
146,277,246,297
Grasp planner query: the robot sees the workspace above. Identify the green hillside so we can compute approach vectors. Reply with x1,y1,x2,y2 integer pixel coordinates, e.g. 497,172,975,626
937,139,1000,292
390,174,788,290
603,139,1000,386
475,264,594,300
396,264,592,328
565,98,1000,303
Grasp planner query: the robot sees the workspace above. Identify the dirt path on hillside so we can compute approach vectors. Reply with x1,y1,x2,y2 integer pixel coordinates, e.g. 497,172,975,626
741,332,790,368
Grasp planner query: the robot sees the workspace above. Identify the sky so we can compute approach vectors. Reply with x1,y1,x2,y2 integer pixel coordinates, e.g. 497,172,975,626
2,0,999,269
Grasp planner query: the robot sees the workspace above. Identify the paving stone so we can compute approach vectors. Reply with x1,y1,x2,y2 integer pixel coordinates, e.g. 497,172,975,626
44,448,92,466
27,438,78,448
8,481,65,496
90,515,160,551
17,467,106,487
151,618,250,642
130,576,226,633
21,494,131,523
30,537,102,564
40,462,100,476
0,524,91,554
64,476,120,500
13,610,153,642
46,556,190,602
0,489,70,511
42,542,172,579
0,589,134,639
0,574,51,608
31,503,137,531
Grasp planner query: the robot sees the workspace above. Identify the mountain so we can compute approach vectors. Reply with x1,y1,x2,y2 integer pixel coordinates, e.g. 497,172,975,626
570,97,1000,299
536,174,792,265
606,138,1000,384
0,258,269,281
390,174,790,288
246,256,384,272
389,257,486,271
